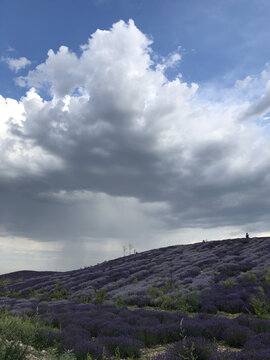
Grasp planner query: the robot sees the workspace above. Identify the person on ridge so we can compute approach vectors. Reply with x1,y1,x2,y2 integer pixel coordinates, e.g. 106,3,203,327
246,232,249,239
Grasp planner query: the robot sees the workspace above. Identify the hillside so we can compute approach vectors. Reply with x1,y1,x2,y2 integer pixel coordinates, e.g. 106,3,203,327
1,237,270,313
1,237,270,359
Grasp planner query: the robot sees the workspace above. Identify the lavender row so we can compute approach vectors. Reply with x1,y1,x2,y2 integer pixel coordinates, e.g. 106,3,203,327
1,298,270,359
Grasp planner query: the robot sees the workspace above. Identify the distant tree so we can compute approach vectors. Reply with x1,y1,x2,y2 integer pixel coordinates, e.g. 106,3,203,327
128,243,133,255
122,245,127,256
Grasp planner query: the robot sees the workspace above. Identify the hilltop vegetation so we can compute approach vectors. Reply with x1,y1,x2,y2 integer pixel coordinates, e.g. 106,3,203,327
0,237,270,359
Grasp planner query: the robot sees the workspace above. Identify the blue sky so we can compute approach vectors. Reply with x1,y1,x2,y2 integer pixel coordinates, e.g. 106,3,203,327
1,0,270,97
1,0,270,274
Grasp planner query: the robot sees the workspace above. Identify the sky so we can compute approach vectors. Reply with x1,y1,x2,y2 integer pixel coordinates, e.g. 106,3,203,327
1,0,270,274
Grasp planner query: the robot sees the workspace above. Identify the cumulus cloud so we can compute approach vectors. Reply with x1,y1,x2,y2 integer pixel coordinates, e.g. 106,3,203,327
1,19,270,272
239,90,270,121
2,56,31,73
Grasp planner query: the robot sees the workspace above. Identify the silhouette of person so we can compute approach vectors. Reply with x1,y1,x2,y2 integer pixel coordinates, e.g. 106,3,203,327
246,232,249,239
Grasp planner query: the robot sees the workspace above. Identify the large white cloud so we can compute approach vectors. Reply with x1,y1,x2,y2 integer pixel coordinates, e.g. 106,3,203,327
1,19,270,272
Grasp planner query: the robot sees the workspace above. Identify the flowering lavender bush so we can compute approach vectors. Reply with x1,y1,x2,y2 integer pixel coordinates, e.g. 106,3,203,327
96,336,143,358
152,336,216,360
223,324,253,347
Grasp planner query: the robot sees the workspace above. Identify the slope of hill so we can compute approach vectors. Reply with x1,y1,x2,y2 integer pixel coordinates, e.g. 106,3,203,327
1,237,270,360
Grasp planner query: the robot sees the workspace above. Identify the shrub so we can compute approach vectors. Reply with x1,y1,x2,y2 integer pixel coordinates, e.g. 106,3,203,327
159,294,190,312
174,336,215,360
223,325,253,347
251,318,270,333
186,292,201,312
246,271,257,282
97,336,143,358
0,337,29,360
147,285,161,298
235,349,270,360
158,323,181,343
74,341,109,360
243,332,270,351
115,297,126,308
162,278,174,294
223,280,237,289
139,326,161,346
94,290,107,304
250,295,270,318
200,299,218,314
200,318,230,341
78,296,92,303
0,309,62,359
263,267,270,285
152,336,216,360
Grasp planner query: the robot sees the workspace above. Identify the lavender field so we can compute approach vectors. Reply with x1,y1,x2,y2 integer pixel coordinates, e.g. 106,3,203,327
1,237,270,359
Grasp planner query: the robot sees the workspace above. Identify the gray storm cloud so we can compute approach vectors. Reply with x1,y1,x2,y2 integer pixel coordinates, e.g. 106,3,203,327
1,20,270,272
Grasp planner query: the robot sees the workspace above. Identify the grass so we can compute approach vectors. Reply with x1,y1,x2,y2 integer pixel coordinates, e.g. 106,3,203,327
0,310,75,360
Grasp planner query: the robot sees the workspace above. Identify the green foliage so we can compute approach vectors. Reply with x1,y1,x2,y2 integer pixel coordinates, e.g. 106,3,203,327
94,289,107,304
39,348,76,359
114,346,121,360
33,281,70,301
174,339,198,360
147,284,161,298
0,279,25,299
246,271,257,282
132,277,138,284
0,310,76,359
116,296,126,308
0,278,12,289
55,280,65,290
28,288,40,299
0,279,13,297
14,278,23,284
186,291,201,312
102,347,108,360
0,309,57,350
0,336,29,360
78,295,92,303
147,277,176,299
224,327,251,348
263,267,270,285
176,319,198,360
141,329,160,347
8,290,23,299
223,279,237,288
179,318,185,339
175,318,215,360
162,278,173,293
250,294,270,319
150,288,201,313
159,294,190,312
45,280,70,300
